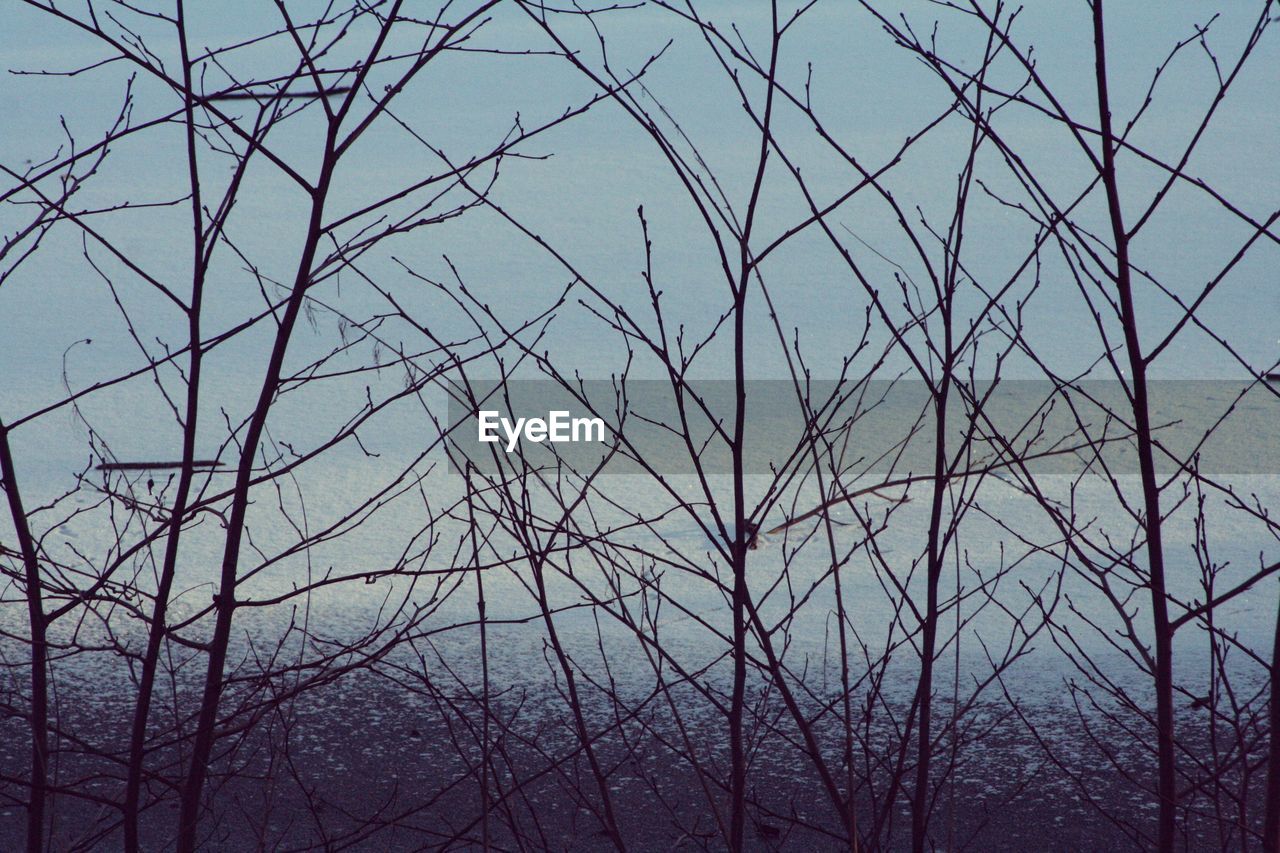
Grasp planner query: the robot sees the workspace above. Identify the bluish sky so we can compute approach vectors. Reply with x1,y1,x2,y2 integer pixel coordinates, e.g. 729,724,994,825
1,1,1276,485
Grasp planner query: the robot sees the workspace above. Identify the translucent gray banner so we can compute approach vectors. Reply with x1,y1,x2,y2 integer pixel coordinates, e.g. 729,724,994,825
443,379,1278,477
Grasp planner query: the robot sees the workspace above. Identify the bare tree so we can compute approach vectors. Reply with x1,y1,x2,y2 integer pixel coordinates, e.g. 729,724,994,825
2,1,1276,851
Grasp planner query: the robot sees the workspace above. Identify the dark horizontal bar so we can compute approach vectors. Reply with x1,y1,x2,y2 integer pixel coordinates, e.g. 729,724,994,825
96,460,224,471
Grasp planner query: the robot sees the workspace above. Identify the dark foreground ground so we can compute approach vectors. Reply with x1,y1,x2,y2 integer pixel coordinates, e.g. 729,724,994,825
0,667,1265,851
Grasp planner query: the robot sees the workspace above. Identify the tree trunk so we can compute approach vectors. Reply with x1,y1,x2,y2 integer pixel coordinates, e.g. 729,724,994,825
0,424,48,853
1092,4,1177,847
